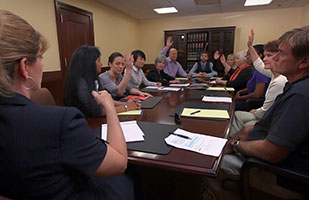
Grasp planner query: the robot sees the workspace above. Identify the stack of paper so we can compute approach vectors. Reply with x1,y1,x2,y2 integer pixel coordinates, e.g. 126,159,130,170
207,87,235,92
118,110,143,115
202,96,232,103
169,83,190,87
165,128,227,157
101,121,144,142
144,86,181,91
181,108,230,119
175,77,189,81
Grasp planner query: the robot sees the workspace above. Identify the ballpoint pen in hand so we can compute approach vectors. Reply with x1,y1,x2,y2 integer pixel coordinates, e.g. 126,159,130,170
95,80,99,92
169,132,191,140
190,110,201,115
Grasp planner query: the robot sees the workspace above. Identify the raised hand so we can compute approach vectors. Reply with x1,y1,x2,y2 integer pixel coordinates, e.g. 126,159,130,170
247,29,255,48
214,50,221,60
166,36,173,48
124,54,133,71
220,54,226,64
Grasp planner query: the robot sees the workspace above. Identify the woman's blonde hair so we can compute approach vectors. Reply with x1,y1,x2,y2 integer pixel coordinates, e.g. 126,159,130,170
0,10,48,97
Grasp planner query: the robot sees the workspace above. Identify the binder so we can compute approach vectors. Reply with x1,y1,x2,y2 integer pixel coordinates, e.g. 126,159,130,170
141,96,163,109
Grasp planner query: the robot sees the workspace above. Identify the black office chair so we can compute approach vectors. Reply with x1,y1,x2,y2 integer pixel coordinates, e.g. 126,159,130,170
240,157,309,200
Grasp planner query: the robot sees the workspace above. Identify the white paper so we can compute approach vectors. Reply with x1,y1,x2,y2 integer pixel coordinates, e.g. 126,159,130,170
202,96,232,103
169,83,190,87
165,128,227,157
101,120,144,142
144,86,181,91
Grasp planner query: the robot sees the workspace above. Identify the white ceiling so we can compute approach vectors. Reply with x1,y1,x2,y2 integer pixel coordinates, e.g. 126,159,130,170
95,0,309,20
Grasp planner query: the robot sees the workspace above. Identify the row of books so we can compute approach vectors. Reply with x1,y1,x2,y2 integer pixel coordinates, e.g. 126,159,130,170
187,42,208,52
187,52,203,61
187,32,208,42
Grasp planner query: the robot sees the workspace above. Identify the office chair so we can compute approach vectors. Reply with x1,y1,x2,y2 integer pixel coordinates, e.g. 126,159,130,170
240,157,309,200
30,88,56,106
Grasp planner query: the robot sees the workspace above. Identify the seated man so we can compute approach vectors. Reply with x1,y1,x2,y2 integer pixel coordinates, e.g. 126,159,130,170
189,51,218,77
128,50,161,88
160,36,188,78
212,26,309,199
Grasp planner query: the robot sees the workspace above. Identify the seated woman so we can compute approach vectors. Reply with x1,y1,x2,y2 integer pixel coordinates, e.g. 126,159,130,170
230,32,287,137
99,52,152,99
220,53,237,79
63,45,141,117
146,54,180,86
128,50,161,88
189,51,218,77
0,10,133,199
216,50,253,92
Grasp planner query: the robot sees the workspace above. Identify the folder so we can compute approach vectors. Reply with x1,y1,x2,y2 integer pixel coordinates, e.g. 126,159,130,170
181,108,230,119
141,96,163,109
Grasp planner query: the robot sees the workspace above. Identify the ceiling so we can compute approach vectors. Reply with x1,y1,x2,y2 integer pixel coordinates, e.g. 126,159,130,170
95,0,308,20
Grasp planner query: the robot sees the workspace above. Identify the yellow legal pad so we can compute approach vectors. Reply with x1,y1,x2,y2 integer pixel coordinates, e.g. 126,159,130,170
181,108,230,119
176,77,189,81
118,110,143,116
207,87,235,92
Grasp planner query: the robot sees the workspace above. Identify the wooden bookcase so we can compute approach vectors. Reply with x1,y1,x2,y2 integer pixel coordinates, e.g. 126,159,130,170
164,26,235,72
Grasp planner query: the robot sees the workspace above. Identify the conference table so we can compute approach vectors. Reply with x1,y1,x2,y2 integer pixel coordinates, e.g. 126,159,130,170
86,87,234,177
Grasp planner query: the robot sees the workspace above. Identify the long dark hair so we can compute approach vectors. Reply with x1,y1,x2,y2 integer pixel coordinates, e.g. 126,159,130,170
63,45,101,106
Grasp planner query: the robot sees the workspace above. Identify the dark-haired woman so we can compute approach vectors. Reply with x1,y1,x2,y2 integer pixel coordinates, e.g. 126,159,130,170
64,45,141,117
99,52,151,99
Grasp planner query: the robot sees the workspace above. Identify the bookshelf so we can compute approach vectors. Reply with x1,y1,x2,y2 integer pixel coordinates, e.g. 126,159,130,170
164,26,235,72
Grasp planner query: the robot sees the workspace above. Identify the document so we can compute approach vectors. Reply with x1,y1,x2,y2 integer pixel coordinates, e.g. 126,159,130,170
202,96,232,103
101,120,144,142
118,110,143,115
207,87,235,92
181,108,230,119
169,83,190,87
165,128,227,157
175,77,189,81
144,86,181,91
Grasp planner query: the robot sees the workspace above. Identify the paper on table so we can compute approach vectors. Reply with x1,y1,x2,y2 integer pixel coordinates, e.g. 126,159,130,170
118,110,143,115
145,86,160,89
207,87,235,92
165,128,227,157
101,120,144,142
202,96,232,103
169,83,190,87
144,86,181,91
176,77,189,81
181,108,230,119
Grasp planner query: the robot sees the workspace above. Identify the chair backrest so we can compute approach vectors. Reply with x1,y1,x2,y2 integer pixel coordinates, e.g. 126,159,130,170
30,88,56,106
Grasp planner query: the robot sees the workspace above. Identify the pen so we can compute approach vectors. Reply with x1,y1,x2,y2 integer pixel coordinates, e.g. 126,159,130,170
95,80,99,92
190,110,201,115
169,132,191,140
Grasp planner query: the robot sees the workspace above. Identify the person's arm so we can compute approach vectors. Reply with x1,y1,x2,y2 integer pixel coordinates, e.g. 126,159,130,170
253,58,273,78
77,78,103,116
247,29,260,65
220,55,232,74
130,87,153,97
92,91,128,176
207,62,218,77
236,83,266,100
226,67,253,89
189,62,198,76
141,70,157,86
117,54,133,95
114,99,141,112
160,36,173,55
176,62,187,77
236,139,290,163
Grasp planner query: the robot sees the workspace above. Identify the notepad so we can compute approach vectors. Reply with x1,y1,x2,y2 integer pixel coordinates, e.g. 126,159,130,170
181,108,230,119
207,87,235,92
118,110,143,115
175,77,189,81
202,96,232,103
169,83,190,87
101,121,144,142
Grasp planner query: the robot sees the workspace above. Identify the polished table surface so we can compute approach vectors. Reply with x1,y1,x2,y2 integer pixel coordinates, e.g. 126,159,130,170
87,88,234,177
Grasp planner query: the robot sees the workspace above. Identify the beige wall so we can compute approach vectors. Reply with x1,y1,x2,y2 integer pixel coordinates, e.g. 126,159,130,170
1,1,308,70
0,0,60,71
1,0,139,71
139,7,306,64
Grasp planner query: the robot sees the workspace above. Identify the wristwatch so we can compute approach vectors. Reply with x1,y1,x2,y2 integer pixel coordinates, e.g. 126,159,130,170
232,140,240,153
124,104,128,111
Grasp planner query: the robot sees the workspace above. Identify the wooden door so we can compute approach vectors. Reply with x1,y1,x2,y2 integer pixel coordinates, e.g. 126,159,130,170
54,0,94,77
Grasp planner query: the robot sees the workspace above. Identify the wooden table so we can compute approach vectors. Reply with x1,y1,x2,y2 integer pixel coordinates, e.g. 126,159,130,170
87,88,234,177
